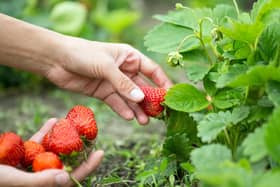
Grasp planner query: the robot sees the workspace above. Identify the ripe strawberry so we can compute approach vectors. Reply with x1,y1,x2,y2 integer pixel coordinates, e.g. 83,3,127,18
23,140,45,167
42,133,50,151
66,105,98,140
139,86,166,117
0,132,24,166
45,119,83,155
32,152,63,172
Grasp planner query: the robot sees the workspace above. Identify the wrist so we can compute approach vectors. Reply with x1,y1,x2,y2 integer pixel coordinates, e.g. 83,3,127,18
0,14,66,76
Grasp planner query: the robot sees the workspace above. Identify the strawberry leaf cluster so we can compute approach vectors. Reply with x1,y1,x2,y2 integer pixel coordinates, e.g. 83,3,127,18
142,0,280,186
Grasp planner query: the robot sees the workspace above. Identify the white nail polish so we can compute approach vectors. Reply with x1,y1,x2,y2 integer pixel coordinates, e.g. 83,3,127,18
130,89,144,100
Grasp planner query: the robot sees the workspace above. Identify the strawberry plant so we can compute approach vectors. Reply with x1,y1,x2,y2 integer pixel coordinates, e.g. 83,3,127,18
141,0,280,186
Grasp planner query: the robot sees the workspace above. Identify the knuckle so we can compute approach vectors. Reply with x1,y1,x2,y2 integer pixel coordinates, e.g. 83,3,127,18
118,76,133,93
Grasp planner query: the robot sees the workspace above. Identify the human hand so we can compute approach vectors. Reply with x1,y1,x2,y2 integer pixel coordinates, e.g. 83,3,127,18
45,38,173,124
0,118,104,187
0,14,172,124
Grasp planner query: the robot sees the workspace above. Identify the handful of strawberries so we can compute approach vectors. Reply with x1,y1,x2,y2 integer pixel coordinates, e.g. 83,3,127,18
0,105,98,172
0,86,166,174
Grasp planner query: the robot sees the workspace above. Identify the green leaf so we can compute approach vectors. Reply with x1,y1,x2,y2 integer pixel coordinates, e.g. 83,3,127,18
154,7,197,29
100,176,123,185
154,7,213,32
136,170,158,181
163,133,191,162
165,84,209,113
242,126,267,162
180,162,195,173
265,107,280,164
144,23,200,54
213,87,246,109
247,105,272,123
50,1,87,36
228,65,280,87
197,111,232,143
220,19,263,44
197,162,253,187
261,8,280,25
231,106,250,124
256,23,280,64
203,74,217,96
213,4,237,25
166,110,198,143
255,172,280,187
191,144,231,172
266,81,280,107
183,50,211,82
251,0,267,21
198,106,249,142
251,0,280,22
216,64,248,88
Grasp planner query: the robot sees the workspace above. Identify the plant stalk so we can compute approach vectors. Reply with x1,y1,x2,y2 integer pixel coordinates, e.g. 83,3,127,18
233,0,240,16
70,174,83,187
223,128,231,149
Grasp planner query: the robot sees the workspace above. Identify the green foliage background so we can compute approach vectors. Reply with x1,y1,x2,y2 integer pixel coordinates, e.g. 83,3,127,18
142,0,280,186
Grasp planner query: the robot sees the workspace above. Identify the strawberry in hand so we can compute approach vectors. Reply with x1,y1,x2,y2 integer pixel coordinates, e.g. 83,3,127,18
32,152,63,172
43,119,83,155
139,86,166,117
23,140,45,167
0,132,24,166
66,105,98,140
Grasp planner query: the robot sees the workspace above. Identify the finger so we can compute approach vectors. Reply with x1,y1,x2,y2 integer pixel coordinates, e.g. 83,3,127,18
26,170,69,187
127,102,149,125
131,74,151,87
30,118,57,143
139,53,173,89
106,67,144,103
0,165,69,187
70,150,104,182
103,93,134,120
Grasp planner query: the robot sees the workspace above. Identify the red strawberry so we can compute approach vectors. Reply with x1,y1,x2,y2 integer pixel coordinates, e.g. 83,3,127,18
139,86,166,117
23,140,45,167
42,133,50,151
45,119,83,155
0,132,24,166
32,152,63,172
66,105,98,140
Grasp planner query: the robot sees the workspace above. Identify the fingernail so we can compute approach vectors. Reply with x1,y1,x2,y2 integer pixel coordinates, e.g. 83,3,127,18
130,88,144,100
55,173,69,186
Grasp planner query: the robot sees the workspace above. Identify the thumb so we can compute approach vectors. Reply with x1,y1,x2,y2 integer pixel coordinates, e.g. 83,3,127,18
26,170,70,187
106,68,144,102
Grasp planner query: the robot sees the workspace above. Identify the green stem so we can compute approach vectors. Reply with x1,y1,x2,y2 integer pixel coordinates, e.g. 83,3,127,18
244,86,249,104
152,175,158,187
232,0,240,17
176,34,197,52
210,42,223,60
198,18,215,65
223,128,231,149
70,174,83,187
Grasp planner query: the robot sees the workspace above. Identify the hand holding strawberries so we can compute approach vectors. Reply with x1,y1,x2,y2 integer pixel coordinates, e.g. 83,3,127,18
0,117,104,187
